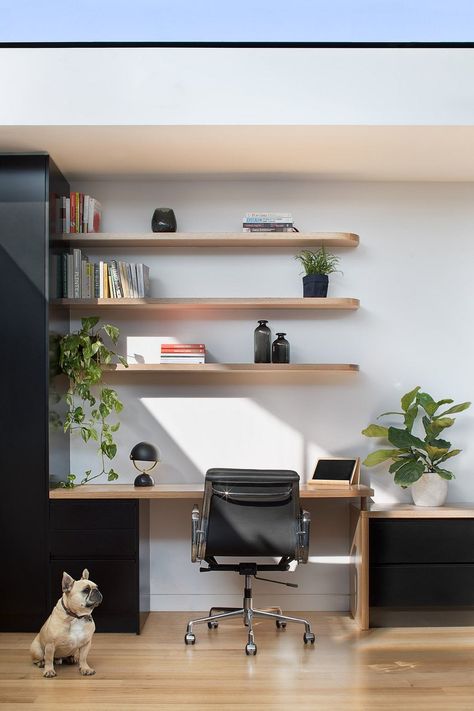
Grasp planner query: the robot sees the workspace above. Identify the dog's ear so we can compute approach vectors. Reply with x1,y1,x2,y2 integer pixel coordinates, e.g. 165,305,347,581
81,569,89,580
62,572,75,593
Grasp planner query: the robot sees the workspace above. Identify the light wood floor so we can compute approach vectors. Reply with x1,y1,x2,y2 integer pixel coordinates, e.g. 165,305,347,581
1,612,474,710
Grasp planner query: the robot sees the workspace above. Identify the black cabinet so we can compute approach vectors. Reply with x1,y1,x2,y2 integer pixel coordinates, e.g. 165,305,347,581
49,500,150,633
370,519,474,609
0,154,69,631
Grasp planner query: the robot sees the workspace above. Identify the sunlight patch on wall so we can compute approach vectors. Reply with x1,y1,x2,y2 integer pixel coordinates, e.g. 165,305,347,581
141,397,304,475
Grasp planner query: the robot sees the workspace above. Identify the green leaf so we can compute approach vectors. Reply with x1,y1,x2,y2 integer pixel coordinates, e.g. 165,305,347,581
393,460,425,486
404,405,418,432
437,401,471,417
438,448,461,463
389,458,411,473
118,355,129,367
81,316,100,331
401,386,420,412
104,324,120,343
110,422,120,432
433,467,454,480
416,392,438,416
425,444,450,462
363,449,399,467
362,424,389,438
387,427,426,450
80,427,91,443
435,399,453,409
432,417,455,429
107,468,119,481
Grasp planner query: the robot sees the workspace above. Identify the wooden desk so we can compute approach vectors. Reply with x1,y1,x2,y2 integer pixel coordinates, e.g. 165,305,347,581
50,482,373,503
350,503,474,630
48,483,373,633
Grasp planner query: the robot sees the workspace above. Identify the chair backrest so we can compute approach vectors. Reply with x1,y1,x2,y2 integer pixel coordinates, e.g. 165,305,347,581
201,468,301,559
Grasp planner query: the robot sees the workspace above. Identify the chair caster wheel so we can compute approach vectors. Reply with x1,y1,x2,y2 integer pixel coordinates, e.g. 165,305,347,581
303,632,315,645
276,620,287,629
207,621,218,629
184,633,196,645
245,642,257,656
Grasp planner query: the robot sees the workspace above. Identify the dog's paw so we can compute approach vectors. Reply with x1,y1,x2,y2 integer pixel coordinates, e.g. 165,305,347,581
79,666,96,676
43,669,57,678
33,660,45,668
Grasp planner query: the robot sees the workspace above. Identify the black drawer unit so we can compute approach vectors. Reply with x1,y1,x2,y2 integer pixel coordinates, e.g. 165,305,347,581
369,518,474,611
49,499,150,633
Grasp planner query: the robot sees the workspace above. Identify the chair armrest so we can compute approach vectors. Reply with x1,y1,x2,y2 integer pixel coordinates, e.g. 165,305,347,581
297,509,311,563
191,504,201,562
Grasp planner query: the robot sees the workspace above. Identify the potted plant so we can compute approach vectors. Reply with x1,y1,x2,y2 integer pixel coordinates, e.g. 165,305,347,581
58,316,128,488
362,386,470,506
295,247,341,297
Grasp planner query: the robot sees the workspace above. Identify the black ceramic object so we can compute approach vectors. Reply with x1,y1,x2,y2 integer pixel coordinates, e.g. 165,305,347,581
254,320,271,363
272,333,290,363
303,274,329,297
130,441,159,487
151,207,177,233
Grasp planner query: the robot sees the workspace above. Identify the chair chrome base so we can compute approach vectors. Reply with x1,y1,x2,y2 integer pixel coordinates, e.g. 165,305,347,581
184,575,315,655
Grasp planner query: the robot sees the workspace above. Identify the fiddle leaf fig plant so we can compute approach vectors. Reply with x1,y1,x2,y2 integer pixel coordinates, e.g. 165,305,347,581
59,316,128,488
362,386,470,488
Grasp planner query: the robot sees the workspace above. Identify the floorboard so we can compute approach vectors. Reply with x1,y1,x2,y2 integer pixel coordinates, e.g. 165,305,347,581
1,612,473,710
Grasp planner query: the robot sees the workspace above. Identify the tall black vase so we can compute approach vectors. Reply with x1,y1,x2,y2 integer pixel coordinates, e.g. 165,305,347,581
272,333,290,363
254,320,271,363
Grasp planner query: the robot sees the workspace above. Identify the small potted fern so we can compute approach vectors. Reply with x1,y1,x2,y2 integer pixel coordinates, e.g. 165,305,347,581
295,247,341,297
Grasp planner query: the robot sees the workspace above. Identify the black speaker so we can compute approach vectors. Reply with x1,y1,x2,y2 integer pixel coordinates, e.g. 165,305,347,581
151,207,177,233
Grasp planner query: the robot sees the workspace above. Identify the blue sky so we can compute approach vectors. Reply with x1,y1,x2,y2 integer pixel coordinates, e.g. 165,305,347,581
1,0,473,42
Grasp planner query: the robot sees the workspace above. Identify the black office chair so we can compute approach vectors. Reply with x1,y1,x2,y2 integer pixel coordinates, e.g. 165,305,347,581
184,468,315,655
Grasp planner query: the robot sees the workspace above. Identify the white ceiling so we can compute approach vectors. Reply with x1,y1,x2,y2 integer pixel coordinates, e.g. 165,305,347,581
1,125,474,181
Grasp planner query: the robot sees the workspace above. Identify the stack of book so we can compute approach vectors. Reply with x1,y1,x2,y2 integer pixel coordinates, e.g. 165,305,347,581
160,344,206,364
56,193,102,233
52,249,150,299
242,212,294,232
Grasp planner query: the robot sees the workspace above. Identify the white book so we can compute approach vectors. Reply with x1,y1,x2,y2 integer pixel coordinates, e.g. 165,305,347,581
131,264,138,298
73,249,82,298
83,195,89,233
99,260,104,298
160,357,206,364
137,263,144,298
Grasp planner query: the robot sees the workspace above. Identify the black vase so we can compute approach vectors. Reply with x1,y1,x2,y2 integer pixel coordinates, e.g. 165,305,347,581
272,333,290,364
303,274,329,297
151,208,177,233
254,320,271,363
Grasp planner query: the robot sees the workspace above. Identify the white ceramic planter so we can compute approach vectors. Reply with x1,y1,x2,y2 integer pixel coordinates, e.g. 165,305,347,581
411,472,448,507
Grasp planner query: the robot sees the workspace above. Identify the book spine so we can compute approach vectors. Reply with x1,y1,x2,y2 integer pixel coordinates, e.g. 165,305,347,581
108,264,115,298
94,263,100,298
73,249,81,298
242,222,293,229
61,253,68,298
67,254,74,298
65,197,70,233
70,192,75,233
242,227,293,232
160,357,206,364
99,260,104,298
110,260,123,298
83,195,89,233
142,264,150,297
78,193,83,234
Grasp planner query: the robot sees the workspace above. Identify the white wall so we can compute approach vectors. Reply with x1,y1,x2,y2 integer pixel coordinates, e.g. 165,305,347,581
2,48,474,125
67,178,474,611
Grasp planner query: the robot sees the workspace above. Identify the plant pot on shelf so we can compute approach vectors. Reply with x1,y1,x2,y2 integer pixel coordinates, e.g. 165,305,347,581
303,274,329,297
411,472,448,507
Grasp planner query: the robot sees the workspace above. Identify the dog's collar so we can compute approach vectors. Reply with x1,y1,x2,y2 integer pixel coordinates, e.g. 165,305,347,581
61,598,93,622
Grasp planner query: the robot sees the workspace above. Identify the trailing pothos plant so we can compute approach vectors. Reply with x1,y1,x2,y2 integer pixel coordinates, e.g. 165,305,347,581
59,316,128,487
362,386,470,487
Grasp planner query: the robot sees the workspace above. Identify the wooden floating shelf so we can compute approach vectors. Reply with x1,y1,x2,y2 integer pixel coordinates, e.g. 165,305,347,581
53,232,359,249
102,363,359,374
54,297,360,311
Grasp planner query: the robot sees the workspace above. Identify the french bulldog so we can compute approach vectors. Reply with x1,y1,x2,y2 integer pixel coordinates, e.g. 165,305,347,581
30,569,102,678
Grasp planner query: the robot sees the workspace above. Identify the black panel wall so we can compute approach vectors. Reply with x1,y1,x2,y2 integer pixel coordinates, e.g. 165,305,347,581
0,153,69,631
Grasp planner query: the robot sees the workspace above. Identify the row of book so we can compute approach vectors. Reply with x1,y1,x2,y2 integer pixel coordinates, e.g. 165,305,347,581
160,343,206,364
242,211,295,232
56,193,102,233
52,249,150,299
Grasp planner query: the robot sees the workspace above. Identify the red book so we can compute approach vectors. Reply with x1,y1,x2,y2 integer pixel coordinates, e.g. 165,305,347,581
70,192,76,233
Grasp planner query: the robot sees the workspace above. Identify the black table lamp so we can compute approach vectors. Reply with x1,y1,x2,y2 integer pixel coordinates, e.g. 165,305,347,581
130,442,159,487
